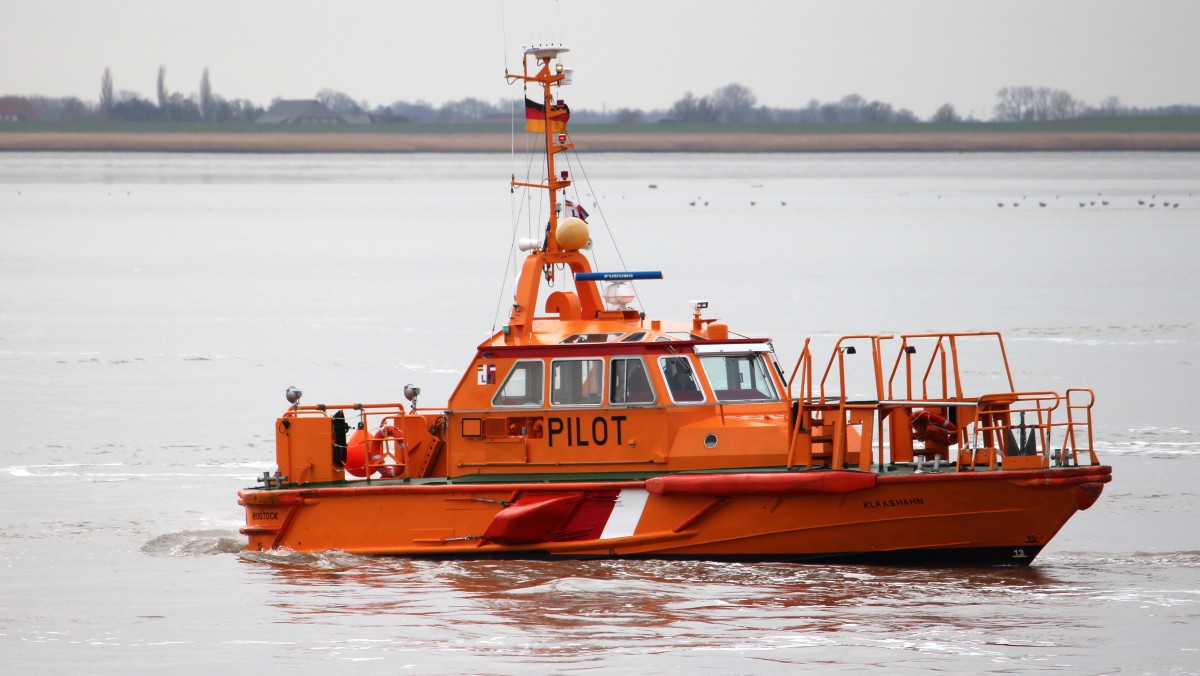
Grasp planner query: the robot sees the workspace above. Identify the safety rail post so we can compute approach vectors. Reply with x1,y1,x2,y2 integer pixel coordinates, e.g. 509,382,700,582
887,331,1018,403
973,391,1063,469
1065,388,1097,466
786,339,813,469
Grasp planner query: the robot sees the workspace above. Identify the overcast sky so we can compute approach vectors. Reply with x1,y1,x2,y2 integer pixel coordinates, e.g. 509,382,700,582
5,0,1199,119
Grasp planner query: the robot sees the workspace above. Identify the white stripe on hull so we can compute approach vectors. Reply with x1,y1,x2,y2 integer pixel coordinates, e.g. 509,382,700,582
599,489,649,540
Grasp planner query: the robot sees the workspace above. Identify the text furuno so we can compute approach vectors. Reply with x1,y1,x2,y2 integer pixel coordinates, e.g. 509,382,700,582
862,497,924,509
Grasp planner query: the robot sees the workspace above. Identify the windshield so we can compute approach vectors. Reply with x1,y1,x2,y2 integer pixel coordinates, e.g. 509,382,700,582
699,353,780,402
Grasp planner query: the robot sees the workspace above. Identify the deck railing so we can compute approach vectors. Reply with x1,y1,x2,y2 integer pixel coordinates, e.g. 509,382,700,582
280,403,445,480
786,333,1098,471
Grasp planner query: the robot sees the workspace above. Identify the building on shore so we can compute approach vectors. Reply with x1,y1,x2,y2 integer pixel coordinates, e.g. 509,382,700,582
0,97,40,122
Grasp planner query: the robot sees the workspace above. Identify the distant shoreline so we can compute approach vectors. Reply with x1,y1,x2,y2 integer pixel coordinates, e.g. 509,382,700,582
3,130,1200,153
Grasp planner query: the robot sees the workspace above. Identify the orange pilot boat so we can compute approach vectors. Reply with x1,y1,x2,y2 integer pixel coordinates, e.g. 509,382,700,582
238,46,1111,566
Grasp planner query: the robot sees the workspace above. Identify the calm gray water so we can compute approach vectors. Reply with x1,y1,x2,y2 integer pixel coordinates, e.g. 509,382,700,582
2,151,1198,673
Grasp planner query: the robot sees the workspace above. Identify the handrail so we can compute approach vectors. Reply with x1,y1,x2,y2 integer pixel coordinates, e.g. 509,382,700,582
886,331,1016,402
1065,388,1097,465
973,390,1088,466
786,338,812,469
816,334,891,404
280,402,434,481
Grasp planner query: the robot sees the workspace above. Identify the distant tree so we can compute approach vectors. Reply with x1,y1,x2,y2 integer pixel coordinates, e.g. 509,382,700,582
26,96,93,121
163,92,201,121
381,100,435,123
995,86,1082,121
100,67,114,116
1093,96,1124,117
1030,87,1053,120
994,86,1033,121
59,96,92,121
668,92,718,123
932,103,961,123
200,68,214,120
316,88,362,115
157,66,167,110
1049,89,1080,120
110,94,158,122
615,107,643,124
861,99,894,123
711,83,757,123
436,97,501,122
221,98,264,122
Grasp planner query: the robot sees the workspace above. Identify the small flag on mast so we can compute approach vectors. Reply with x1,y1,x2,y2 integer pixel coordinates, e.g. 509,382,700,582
525,98,570,134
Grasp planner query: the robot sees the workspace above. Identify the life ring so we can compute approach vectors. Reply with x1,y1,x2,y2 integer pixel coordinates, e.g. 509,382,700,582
371,425,403,479
911,409,958,446
345,425,403,478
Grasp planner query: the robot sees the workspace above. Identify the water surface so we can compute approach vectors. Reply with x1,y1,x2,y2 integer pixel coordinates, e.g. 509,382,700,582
1,152,1197,673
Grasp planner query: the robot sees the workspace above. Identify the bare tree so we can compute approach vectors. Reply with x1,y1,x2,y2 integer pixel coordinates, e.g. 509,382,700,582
100,67,114,115
614,108,643,124
932,103,961,123
668,92,718,123
316,88,363,115
995,86,1085,121
862,100,894,123
1096,96,1123,116
1049,90,1080,120
436,97,500,122
711,83,756,123
1031,87,1054,121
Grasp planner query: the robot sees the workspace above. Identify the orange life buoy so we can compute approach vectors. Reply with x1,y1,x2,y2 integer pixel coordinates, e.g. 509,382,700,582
345,425,403,478
371,425,403,478
910,409,958,446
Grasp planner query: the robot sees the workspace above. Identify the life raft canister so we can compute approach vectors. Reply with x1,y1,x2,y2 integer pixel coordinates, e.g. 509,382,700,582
910,409,958,446
345,425,403,478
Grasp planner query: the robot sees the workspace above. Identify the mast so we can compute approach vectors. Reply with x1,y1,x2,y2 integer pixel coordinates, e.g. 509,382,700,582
510,46,573,253
504,46,604,344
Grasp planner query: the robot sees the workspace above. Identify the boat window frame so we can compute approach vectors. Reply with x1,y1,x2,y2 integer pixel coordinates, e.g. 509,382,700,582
697,351,782,403
609,356,657,406
658,355,707,405
560,332,623,344
491,359,546,408
549,357,605,407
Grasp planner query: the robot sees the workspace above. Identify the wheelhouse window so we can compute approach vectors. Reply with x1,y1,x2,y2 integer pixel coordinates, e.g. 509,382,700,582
551,358,603,406
610,357,655,405
492,360,544,407
561,333,623,344
659,356,704,403
699,353,780,402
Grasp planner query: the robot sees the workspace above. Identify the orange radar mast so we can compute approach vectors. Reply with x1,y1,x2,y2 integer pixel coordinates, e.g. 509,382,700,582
504,46,603,345
509,45,574,253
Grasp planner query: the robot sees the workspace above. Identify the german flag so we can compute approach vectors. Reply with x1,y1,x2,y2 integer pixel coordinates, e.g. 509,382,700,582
525,98,570,134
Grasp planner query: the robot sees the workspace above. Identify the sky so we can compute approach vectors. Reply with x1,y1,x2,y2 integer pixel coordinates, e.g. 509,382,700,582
5,0,1200,120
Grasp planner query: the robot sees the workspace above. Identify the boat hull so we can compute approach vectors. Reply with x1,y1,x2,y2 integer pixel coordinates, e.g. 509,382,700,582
239,465,1111,566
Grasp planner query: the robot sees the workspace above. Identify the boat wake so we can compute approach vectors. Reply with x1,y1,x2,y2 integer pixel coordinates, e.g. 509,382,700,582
141,529,244,557
236,547,371,571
